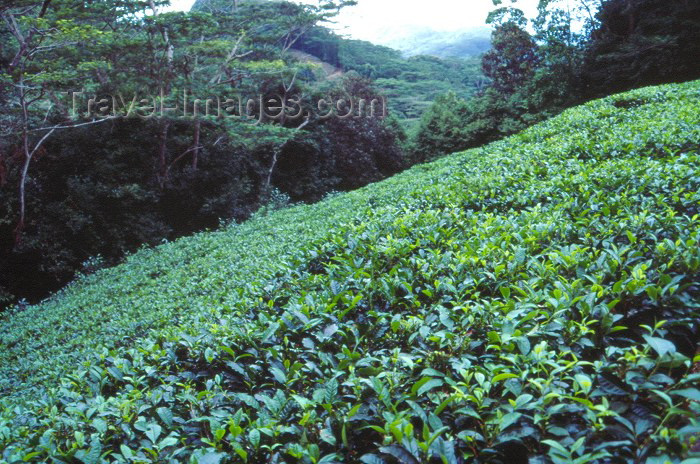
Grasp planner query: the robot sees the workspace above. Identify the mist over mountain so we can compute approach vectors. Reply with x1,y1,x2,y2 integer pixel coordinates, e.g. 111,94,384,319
375,26,492,58
192,0,492,59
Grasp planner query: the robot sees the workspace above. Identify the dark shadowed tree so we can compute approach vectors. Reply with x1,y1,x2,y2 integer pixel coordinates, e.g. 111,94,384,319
582,0,700,97
482,22,540,95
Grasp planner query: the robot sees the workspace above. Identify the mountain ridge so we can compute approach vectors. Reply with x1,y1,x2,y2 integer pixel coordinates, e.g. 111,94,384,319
376,26,492,58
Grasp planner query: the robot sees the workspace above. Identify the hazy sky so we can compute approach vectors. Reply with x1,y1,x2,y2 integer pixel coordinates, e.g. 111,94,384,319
165,0,541,44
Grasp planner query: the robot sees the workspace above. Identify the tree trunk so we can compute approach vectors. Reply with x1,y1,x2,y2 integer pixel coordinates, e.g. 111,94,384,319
15,75,31,246
264,117,310,193
15,131,30,245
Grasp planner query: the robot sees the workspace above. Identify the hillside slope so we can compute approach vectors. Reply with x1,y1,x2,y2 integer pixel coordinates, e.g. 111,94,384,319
379,27,492,59
288,50,343,79
1,81,700,462
292,29,485,131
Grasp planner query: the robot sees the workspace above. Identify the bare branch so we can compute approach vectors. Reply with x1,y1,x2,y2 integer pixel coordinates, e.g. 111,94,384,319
30,116,119,133
2,13,25,43
166,144,203,174
283,71,298,94
209,33,250,85
264,115,311,192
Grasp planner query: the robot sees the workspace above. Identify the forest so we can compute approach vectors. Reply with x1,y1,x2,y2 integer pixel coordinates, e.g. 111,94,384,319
1,0,700,462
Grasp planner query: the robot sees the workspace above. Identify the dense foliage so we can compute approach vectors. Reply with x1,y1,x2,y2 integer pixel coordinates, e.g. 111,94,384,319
582,0,700,97
412,0,700,160
1,80,699,463
0,0,406,307
0,0,491,308
294,28,486,131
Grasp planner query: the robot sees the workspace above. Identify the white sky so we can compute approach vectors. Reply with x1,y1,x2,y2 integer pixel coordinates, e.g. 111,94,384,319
165,0,541,44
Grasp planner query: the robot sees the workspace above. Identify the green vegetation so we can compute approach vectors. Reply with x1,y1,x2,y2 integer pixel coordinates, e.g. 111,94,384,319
0,0,405,308
412,0,700,160
4,0,699,308
295,29,485,132
2,80,699,462
582,0,700,98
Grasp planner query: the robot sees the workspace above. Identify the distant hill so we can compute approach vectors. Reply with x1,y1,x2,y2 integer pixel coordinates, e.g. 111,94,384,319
293,28,486,132
376,26,492,59
191,0,492,60
187,0,488,133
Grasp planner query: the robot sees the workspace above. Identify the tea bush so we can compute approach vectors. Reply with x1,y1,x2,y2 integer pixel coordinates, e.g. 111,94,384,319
1,80,699,463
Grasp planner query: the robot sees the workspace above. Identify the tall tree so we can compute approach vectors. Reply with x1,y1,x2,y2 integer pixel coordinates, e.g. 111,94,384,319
582,0,700,96
0,0,137,242
482,22,540,94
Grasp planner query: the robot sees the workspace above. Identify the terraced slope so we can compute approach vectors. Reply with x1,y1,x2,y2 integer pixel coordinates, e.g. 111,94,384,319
1,81,700,463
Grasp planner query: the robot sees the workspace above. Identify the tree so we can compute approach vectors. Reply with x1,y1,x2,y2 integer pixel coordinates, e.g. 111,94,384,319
0,0,137,242
482,22,540,94
582,0,700,97
411,91,473,161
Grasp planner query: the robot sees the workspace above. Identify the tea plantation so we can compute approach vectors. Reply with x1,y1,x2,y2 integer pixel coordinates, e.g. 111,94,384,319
1,81,699,463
